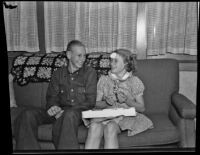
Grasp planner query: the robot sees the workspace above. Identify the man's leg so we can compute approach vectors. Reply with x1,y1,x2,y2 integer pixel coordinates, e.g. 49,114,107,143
11,107,27,134
14,107,54,150
52,108,82,149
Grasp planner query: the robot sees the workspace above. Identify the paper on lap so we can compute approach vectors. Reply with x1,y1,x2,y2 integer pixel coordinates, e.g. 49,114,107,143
82,107,136,118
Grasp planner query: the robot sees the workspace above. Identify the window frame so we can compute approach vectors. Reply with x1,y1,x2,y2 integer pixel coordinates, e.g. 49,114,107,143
7,1,198,71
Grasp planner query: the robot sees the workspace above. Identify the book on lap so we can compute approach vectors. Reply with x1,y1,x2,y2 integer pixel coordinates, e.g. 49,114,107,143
82,107,136,118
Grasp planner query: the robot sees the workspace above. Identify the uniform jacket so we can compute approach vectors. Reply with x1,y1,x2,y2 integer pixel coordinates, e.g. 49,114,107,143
46,64,97,111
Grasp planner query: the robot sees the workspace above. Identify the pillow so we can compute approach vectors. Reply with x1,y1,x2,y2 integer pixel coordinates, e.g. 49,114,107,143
85,52,111,80
9,74,17,108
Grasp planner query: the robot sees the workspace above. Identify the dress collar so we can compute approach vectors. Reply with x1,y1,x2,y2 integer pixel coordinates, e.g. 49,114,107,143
108,71,132,82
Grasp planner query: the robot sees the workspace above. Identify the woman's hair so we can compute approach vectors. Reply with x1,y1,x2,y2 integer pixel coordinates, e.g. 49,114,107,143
112,49,137,73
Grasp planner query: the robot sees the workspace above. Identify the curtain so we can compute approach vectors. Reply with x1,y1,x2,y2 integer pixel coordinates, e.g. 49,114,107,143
3,1,39,52
44,2,137,53
146,2,197,56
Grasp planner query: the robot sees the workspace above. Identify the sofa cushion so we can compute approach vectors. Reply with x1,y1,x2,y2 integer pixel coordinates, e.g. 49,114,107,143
136,59,179,115
13,83,44,109
37,123,88,142
118,114,179,148
37,114,179,147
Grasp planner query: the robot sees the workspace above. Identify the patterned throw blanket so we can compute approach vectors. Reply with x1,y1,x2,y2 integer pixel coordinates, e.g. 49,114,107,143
11,52,111,86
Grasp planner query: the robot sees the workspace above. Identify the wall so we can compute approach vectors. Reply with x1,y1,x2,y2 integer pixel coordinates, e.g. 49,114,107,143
179,71,197,105
179,70,197,130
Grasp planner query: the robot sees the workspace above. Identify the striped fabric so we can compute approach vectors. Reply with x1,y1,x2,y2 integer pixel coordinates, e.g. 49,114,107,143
4,1,39,52
44,2,138,54
146,2,197,56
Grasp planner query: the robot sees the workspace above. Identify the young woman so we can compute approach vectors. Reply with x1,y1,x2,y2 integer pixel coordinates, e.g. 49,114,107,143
84,49,153,149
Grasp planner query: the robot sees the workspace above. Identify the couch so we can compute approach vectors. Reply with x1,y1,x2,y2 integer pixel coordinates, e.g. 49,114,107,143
9,52,196,150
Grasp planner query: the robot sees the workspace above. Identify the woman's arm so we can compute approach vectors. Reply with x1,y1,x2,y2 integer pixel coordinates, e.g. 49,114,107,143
126,94,145,113
95,101,111,109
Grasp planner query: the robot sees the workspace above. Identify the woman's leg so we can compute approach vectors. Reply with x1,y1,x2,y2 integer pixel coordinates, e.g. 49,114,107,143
104,121,121,149
85,122,104,149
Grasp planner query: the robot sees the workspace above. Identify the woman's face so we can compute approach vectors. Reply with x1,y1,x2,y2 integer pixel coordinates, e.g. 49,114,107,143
110,53,126,74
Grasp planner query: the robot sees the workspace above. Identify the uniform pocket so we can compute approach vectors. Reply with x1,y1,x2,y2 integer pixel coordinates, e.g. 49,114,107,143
58,84,67,104
76,87,86,102
77,87,86,93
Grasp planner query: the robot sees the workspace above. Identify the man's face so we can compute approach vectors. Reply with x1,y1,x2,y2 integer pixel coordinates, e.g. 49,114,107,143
68,45,86,70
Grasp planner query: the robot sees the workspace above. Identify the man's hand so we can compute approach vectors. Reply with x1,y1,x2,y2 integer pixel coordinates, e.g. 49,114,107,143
47,105,62,116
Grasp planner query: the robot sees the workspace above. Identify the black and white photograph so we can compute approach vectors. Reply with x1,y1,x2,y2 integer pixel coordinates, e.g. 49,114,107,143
3,1,197,153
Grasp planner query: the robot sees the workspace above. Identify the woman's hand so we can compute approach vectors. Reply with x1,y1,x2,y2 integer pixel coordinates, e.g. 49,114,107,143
105,95,116,106
117,91,127,103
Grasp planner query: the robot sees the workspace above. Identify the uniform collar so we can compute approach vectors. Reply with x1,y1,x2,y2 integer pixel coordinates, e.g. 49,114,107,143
67,62,86,75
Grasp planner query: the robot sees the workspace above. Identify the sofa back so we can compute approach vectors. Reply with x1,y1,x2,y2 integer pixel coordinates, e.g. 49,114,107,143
12,53,179,115
135,59,179,114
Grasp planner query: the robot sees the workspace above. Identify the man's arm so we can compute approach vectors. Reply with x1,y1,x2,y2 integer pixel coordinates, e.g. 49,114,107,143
73,67,97,111
46,69,61,111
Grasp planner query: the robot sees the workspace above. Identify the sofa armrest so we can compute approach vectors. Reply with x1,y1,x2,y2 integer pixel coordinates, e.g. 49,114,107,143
171,92,196,119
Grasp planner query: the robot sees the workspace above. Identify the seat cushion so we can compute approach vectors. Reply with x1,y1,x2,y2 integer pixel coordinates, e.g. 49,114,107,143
118,114,179,148
37,123,88,142
38,114,179,148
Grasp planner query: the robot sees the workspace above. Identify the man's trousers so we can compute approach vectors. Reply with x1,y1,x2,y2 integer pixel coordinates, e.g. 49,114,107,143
14,107,83,150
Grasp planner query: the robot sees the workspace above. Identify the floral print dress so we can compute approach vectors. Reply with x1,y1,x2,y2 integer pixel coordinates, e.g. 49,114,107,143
83,71,153,136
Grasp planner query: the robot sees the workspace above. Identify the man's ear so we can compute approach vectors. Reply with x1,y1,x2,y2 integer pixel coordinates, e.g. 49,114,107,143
66,50,71,59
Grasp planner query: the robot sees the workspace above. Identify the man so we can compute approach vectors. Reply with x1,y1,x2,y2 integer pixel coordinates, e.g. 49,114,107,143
14,40,97,150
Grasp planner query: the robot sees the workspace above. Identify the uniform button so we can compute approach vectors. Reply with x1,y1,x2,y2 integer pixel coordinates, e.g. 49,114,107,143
71,77,74,80
71,89,74,92
71,99,74,102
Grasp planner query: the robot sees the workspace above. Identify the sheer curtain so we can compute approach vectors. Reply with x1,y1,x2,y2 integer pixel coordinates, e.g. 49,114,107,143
44,2,137,53
3,1,39,52
146,2,197,56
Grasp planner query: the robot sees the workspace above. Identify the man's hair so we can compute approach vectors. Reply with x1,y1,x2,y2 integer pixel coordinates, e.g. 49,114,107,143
112,49,137,73
66,40,85,53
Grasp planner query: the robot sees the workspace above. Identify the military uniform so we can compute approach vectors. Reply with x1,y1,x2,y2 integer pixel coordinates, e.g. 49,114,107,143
14,64,97,150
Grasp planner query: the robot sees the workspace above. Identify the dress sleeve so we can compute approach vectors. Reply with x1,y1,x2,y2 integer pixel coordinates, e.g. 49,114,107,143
131,76,145,96
96,76,106,101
